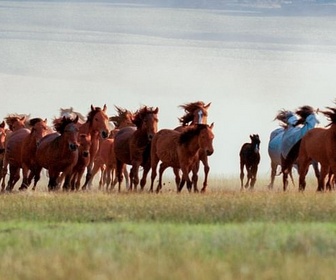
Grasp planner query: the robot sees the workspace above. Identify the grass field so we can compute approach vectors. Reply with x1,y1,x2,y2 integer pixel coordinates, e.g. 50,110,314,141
1,176,336,280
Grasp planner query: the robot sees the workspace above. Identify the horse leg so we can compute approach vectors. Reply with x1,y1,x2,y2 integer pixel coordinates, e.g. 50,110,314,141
115,160,124,192
6,165,20,191
317,165,329,192
268,161,277,189
155,163,168,193
239,162,245,190
82,162,93,190
191,161,200,193
140,161,151,191
201,158,210,193
250,165,258,189
178,167,192,193
19,164,30,191
173,168,181,192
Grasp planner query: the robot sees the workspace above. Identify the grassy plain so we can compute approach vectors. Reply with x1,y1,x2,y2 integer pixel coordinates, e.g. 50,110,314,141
1,176,336,280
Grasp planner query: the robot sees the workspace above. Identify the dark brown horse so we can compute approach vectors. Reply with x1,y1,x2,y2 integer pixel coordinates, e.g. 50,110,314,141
114,106,159,191
175,101,211,192
150,124,214,193
298,106,336,191
19,118,50,191
35,116,79,191
239,134,261,190
78,105,110,189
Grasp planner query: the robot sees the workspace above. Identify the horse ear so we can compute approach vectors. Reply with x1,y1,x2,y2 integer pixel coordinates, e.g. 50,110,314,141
209,122,214,129
204,102,211,109
74,115,79,124
91,105,95,111
44,118,47,124
103,104,107,112
20,116,26,122
154,107,159,114
0,121,5,128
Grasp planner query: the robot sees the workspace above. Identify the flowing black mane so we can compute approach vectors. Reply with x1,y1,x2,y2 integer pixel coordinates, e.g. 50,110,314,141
178,101,209,126
109,106,133,128
53,116,77,134
132,106,158,129
322,106,336,126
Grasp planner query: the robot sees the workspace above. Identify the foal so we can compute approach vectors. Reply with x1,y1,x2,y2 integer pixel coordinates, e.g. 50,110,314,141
239,134,261,190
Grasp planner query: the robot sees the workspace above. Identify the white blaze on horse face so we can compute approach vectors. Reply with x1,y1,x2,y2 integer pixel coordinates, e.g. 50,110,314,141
198,110,203,124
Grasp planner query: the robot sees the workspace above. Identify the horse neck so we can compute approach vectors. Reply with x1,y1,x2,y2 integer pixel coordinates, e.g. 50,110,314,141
181,134,201,156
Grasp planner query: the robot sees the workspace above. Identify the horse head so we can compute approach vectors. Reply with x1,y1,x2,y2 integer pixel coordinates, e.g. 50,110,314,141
250,134,261,154
0,121,6,153
5,115,27,131
198,123,215,156
133,106,159,141
78,133,91,158
54,115,80,151
88,104,110,139
29,118,49,144
110,106,134,129
178,101,211,126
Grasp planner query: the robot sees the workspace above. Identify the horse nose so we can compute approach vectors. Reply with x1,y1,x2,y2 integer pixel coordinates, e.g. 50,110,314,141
69,143,78,151
206,150,214,156
148,134,154,141
82,151,89,158
101,131,108,139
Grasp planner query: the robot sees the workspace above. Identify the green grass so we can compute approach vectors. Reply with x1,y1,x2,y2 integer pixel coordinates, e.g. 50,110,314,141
1,176,336,279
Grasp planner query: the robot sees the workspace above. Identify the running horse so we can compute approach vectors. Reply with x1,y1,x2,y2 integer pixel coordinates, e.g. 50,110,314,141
280,105,319,191
2,115,29,191
175,101,211,192
114,106,159,191
88,106,133,190
35,116,79,191
298,105,336,191
20,118,50,190
239,134,261,190
79,105,110,190
150,124,214,193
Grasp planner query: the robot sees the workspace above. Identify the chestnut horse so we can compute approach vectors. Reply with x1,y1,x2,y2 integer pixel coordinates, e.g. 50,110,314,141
280,105,319,191
239,134,261,190
19,118,50,191
35,116,79,191
114,106,159,191
298,106,336,191
150,123,214,193
3,115,30,191
78,105,110,190
70,133,91,190
175,101,211,192
88,106,133,190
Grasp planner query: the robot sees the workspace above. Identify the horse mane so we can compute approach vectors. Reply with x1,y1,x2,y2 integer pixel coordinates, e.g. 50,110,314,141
132,106,158,128
178,101,209,125
179,124,207,145
53,116,77,134
5,114,30,129
109,106,134,128
295,105,315,126
321,106,336,126
28,118,44,127
274,109,294,128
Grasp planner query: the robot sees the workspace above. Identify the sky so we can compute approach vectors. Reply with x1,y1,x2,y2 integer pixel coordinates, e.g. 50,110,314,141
1,1,336,183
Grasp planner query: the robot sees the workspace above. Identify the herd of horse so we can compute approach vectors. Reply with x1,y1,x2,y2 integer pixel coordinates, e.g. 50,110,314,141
0,102,214,193
240,103,336,192
1,100,336,193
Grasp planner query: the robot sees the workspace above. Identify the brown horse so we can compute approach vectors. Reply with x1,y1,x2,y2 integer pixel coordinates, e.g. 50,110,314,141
69,133,91,190
0,121,7,190
239,134,261,190
3,115,31,191
78,105,110,189
150,123,214,193
114,106,159,191
298,106,336,191
35,116,79,191
175,101,211,192
87,106,133,190
19,118,50,191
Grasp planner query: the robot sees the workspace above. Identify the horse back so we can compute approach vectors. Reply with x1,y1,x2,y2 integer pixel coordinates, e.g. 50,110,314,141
300,127,328,163
5,128,30,166
152,129,180,168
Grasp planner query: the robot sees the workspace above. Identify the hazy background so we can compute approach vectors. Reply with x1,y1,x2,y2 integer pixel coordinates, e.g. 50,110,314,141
1,0,336,186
